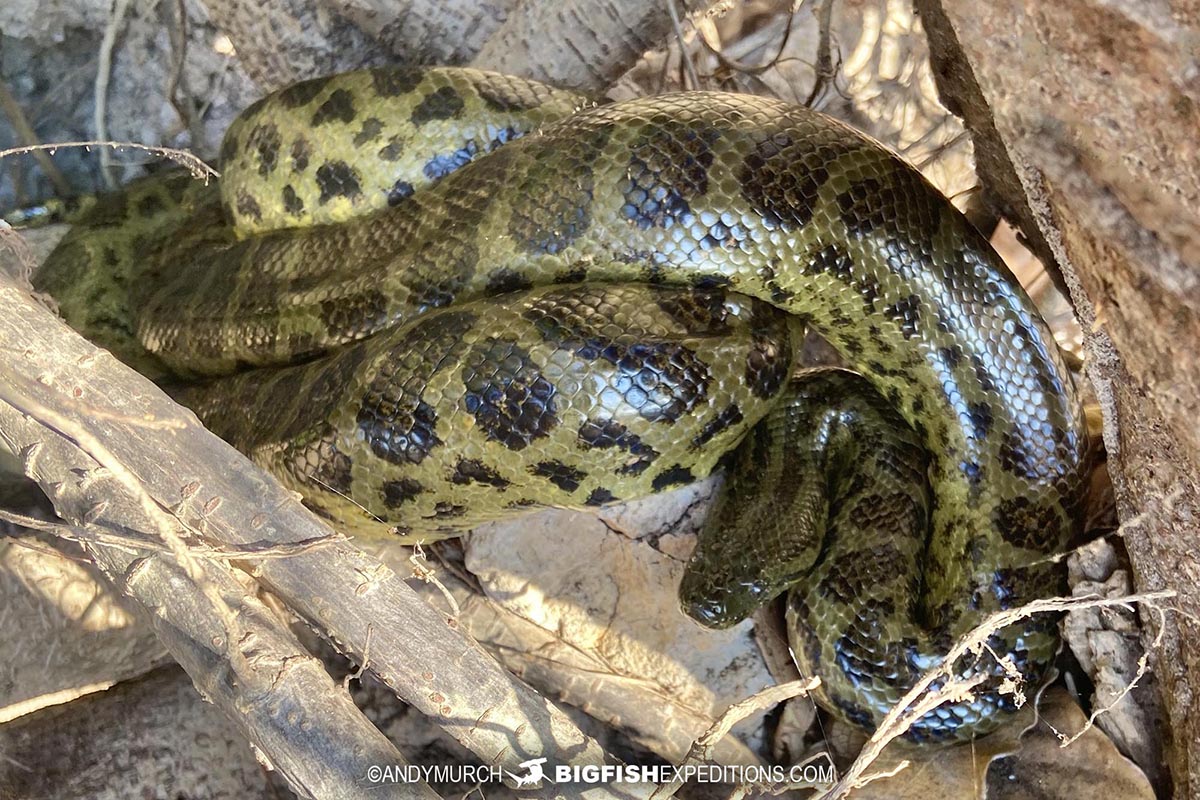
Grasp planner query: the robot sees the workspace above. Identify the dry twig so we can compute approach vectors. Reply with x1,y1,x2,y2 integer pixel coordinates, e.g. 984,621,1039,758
0,142,218,182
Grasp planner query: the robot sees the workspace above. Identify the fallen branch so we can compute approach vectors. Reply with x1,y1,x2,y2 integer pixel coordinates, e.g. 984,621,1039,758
0,142,217,182
0,394,432,800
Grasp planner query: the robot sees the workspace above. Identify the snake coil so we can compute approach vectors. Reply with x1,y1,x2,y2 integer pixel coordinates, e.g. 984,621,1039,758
37,67,1089,742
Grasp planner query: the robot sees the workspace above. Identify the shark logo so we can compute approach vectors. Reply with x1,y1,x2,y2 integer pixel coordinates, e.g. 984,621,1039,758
507,757,550,788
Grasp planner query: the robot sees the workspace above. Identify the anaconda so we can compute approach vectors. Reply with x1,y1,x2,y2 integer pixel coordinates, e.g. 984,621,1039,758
34,66,1089,742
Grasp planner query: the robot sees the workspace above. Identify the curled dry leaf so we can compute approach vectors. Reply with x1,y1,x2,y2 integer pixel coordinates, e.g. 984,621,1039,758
0,535,167,722
830,692,1033,800
460,482,776,767
986,688,1154,800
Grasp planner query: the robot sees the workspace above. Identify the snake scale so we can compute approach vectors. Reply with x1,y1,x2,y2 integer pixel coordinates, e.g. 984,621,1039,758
35,67,1089,742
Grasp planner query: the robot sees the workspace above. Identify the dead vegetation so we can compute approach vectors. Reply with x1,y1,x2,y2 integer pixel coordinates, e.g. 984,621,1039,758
0,1,1189,798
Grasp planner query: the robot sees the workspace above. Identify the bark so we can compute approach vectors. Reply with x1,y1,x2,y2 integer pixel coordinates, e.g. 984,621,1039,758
200,0,717,92
914,2,1200,796
0,666,280,799
198,0,392,90
0,342,431,799
469,0,711,91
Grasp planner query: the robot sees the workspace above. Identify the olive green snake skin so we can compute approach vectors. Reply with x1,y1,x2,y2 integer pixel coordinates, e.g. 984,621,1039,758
35,67,1089,742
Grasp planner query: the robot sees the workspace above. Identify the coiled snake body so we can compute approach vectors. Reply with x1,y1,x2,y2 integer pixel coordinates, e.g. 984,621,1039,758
36,67,1089,742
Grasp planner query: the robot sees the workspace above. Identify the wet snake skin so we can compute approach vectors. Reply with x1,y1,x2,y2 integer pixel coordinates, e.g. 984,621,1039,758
35,67,1089,741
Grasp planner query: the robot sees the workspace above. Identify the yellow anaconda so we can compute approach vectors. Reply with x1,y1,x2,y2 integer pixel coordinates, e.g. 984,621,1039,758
35,66,1089,742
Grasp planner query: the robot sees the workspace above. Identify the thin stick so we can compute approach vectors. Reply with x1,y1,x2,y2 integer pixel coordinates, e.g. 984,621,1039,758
818,590,1177,799
666,0,701,89
95,0,133,188
0,81,72,197
0,142,217,181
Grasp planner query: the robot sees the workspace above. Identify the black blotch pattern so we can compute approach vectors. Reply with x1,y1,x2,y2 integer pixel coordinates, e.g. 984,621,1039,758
836,177,887,233
507,123,613,254
691,403,744,449
745,333,790,399
611,341,710,423
523,298,712,423
79,190,134,226
371,67,424,97
450,459,511,490
759,262,796,302
462,338,558,450
282,185,304,215
235,192,263,223
585,487,617,506
357,311,477,466
832,696,874,728
485,268,534,295
577,418,659,475
970,354,997,393
388,180,415,207
507,498,540,509
998,428,1040,479
832,597,897,689
847,491,921,533
836,168,941,255
382,478,424,508
315,161,363,204
219,131,240,165
353,117,384,146
484,125,523,152
619,121,719,233
959,459,985,490
867,324,893,354
984,566,1047,611
136,192,164,216
360,398,441,466
739,132,828,230
820,544,902,602
290,137,310,173
246,123,282,177
530,460,587,493
378,136,405,162
652,464,695,491
652,288,731,334
305,429,354,496
451,162,505,228
789,594,825,677
311,88,357,125
966,401,994,441
885,294,922,339
940,345,963,369
810,244,881,313
994,496,1059,550
554,266,589,284
406,243,478,309
317,289,388,337
411,86,465,124
277,76,331,108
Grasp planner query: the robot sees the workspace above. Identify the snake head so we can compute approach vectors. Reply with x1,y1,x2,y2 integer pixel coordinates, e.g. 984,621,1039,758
678,573,771,630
